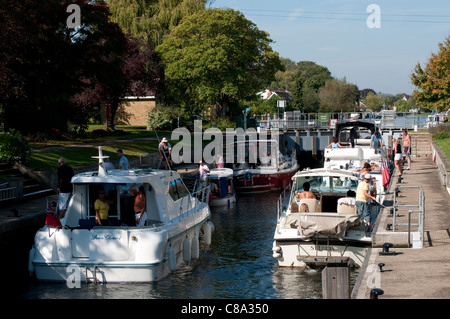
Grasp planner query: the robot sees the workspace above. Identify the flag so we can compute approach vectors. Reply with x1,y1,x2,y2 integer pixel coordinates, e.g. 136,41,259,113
45,200,62,228
382,159,390,190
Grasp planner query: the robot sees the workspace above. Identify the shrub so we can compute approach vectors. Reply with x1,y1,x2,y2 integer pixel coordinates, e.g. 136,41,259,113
0,130,31,164
429,123,450,140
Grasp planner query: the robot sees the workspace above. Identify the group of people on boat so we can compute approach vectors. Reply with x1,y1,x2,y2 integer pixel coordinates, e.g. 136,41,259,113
93,184,147,227
326,128,384,150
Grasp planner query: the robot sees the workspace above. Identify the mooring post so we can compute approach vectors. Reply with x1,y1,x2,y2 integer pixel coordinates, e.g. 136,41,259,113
322,257,350,299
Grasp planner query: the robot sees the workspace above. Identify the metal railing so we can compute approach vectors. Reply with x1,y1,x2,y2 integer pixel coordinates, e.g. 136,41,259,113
0,185,17,202
392,185,425,247
255,112,430,131
276,182,293,221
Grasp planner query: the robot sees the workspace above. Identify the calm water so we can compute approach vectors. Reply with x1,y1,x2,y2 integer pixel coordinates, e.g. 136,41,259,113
19,193,358,299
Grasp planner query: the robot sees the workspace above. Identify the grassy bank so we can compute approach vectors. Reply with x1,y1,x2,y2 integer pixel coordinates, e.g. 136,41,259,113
435,138,450,159
28,126,172,171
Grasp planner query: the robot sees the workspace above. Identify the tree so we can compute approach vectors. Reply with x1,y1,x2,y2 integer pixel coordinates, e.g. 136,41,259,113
318,78,359,112
74,35,163,131
108,0,208,47
270,57,299,92
0,0,141,135
364,92,384,111
291,61,331,113
411,35,450,112
156,8,283,117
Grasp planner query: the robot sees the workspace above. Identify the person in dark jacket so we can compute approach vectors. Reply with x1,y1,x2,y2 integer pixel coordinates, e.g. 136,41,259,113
57,157,74,219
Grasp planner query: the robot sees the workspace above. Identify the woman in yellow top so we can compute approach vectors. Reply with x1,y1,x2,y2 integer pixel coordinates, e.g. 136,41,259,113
95,190,110,225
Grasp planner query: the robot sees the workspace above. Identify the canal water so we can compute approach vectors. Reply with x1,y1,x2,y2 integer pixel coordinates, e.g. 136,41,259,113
17,192,359,300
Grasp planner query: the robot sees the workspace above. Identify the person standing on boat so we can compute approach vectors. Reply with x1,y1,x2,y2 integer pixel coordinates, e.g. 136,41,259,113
355,174,377,230
117,149,129,170
402,128,412,170
199,160,210,186
370,129,383,150
349,127,357,148
57,157,74,219
94,189,110,226
159,137,172,169
216,154,224,168
130,185,147,226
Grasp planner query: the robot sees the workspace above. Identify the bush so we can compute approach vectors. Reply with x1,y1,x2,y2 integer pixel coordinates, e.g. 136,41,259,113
429,123,450,140
0,130,31,164
203,117,237,131
147,107,173,131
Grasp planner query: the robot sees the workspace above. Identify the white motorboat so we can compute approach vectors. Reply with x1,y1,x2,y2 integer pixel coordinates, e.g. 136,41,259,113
200,168,237,207
28,147,213,283
273,168,374,269
324,119,393,203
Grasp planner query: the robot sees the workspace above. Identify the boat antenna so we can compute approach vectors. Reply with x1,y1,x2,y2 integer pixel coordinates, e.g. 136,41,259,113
92,146,109,177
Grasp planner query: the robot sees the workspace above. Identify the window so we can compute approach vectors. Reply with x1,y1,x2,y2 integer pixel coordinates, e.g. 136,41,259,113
168,179,189,201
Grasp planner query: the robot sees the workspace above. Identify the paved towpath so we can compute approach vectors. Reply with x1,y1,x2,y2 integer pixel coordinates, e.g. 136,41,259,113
353,155,450,299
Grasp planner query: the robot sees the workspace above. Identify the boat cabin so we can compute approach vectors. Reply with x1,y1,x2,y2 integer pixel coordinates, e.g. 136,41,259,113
63,169,191,229
290,169,360,214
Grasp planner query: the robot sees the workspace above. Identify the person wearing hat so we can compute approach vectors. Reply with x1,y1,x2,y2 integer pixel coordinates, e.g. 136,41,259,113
355,173,377,230
158,137,172,169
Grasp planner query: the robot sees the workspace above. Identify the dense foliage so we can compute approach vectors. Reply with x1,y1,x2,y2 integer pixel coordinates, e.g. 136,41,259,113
411,35,450,112
156,8,284,118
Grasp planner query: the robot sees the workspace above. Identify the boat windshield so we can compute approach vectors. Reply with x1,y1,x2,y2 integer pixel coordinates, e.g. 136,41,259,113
293,175,359,194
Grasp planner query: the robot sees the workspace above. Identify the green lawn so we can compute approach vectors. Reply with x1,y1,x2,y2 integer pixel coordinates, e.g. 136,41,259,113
435,137,450,159
27,126,173,171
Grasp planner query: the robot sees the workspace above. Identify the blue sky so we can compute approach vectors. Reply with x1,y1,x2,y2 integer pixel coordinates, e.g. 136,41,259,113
209,0,450,95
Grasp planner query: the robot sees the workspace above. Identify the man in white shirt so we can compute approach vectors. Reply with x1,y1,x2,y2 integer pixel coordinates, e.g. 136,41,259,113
199,160,210,185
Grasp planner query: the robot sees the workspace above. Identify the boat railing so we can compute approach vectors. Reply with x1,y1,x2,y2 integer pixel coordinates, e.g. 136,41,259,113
276,182,293,221
164,184,210,222
191,183,211,204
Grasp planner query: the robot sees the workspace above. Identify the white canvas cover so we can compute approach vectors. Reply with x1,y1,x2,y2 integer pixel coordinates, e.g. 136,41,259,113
290,213,359,240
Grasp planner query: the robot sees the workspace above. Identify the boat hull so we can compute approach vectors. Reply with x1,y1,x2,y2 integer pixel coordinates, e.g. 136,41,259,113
234,166,298,194
30,215,211,283
273,237,371,268
209,194,237,207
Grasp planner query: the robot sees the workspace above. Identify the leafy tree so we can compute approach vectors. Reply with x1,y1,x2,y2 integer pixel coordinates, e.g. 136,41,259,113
270,57,299,92
156,8,283,117
108,0,208,47
364,92,385,111
318,78,359,112
411,35,450,112
0,0,140,135
291,61,331,113
74,35,163,131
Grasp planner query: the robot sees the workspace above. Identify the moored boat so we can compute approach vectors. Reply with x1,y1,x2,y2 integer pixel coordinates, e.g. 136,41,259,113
202,168,237,207
273,168,376,269
324,119,394,203
28,147,213,283
232,139,298,194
